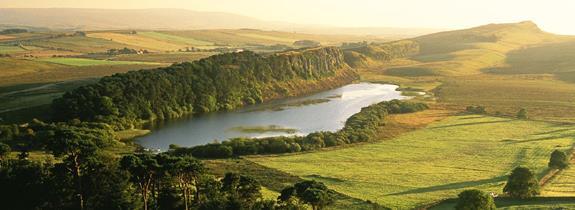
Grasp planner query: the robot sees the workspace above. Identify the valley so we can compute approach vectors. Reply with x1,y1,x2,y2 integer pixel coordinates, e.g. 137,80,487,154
1,8,575,209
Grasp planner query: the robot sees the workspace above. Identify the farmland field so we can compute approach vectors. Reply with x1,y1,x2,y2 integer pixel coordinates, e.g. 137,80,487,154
39,57,159,66
27,36,133,53
111,52,215,63
438,74,575,122
250,114,575,209
87,32,185,51
542,160,575,196
0,45,26,53
138,31,214,46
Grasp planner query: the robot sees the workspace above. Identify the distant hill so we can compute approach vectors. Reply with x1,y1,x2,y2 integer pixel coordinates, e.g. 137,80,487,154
0,8,436,37
379,21,571,77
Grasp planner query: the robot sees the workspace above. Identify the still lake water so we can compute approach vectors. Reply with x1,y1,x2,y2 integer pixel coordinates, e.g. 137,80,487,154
136,83,405,150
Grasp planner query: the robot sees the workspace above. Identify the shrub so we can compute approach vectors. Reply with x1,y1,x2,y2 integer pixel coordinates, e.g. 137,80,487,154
466,106,486,114
517,108,528,119
548,150,569,169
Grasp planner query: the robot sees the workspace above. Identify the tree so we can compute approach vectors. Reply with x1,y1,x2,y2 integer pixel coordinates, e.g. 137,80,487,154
120,154,160,210
517,108,528,119
221,172,262,209
83,157,140,210
47,128,99,210
455,189,496,210
300,188,333,210
158,154,205,210
503,166,540,199
0,142,10,161
548,150,569,169
0,160,51,209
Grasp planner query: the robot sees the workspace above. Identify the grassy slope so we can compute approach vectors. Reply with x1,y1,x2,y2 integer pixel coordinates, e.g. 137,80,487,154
542,156,575,196
111,52,216,63
27,36,133,53
249,115,575,209
0,57,62,77
165,29,388,47
138,31,214,46
438,74,575,122
390,21,562,77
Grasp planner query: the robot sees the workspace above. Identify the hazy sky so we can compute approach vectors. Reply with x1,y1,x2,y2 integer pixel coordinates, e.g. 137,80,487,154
1,0,574,34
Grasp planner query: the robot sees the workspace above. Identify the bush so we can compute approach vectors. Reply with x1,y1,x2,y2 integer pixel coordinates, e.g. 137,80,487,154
517,108,528,119
466,106,486,114
548,150,569,169
455,189,496,210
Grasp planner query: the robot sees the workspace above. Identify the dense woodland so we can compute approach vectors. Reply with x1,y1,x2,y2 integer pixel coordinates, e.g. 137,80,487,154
53,47,356,130
0,147,339,210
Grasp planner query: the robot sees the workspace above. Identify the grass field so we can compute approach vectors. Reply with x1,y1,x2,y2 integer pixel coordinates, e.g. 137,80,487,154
165,29,388,47
138,31,214,46
249,114,575,209
39,57,158,66
542,159,575,196
0,58,62,77
27,36,133,53
111,52,215,63
431,198,575,209
0,45,26,53
438,74,575,122
87,32,185,51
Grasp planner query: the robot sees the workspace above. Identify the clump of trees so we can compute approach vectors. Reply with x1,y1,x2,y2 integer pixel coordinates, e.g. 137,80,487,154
548,150,569,169
455,189,496,210
53,47,353,130
169,100,428,158
503,166,540,199
279,180,335,210
466,105,486,114
0,119,117,152
106,47,147,55
0,144,339,210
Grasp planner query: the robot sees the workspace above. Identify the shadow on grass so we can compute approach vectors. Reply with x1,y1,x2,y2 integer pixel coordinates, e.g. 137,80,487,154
430,119,514,130
305,174,347,183
508,133,575,145
533,128,574,136
386,176,506,196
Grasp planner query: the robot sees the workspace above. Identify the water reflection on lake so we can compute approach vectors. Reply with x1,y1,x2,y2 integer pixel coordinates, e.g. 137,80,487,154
136,83,406,150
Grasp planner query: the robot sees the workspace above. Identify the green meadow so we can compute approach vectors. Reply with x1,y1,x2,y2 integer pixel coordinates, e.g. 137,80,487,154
250,115,575,209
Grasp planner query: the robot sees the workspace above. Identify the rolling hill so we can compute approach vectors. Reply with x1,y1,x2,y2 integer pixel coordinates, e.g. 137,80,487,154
361,21,571,77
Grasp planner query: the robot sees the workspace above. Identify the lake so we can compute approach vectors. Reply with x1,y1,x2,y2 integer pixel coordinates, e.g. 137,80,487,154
136,83,406,150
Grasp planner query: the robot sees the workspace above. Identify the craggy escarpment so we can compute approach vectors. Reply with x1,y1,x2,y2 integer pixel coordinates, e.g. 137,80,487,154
343,40,420,68
52,47,357,129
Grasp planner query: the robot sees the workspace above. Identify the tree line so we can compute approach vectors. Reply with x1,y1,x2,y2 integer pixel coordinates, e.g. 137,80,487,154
170,100,428,158
53,47,355,130
0,135,338,210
